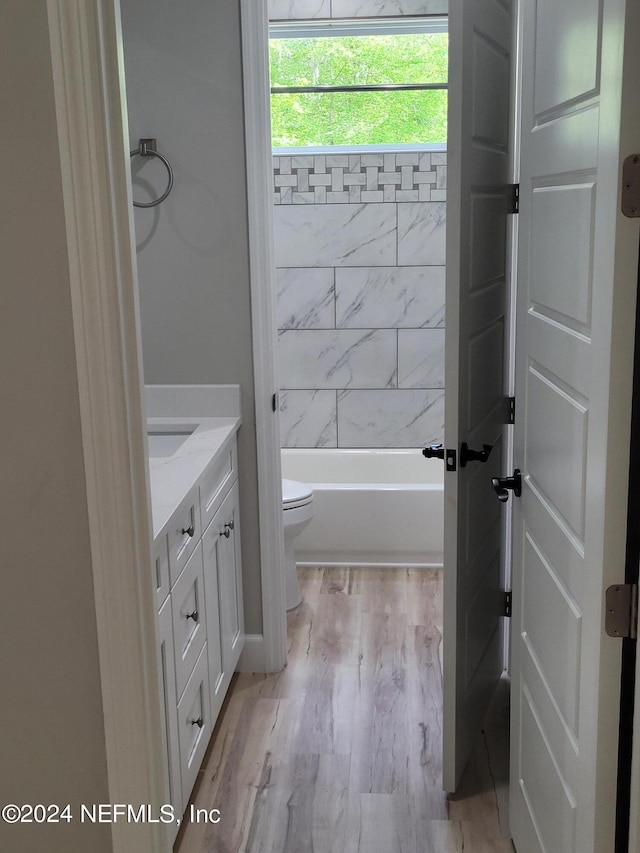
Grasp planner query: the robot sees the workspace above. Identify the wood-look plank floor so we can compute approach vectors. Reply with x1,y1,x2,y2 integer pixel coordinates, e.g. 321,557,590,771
175,568,513,853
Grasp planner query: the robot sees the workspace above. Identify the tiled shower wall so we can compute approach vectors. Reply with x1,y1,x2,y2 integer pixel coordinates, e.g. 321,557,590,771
269,0,448,19
274,151,446,448
270,0,448,448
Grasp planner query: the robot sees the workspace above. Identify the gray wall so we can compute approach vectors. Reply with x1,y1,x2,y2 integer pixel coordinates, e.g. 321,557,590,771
120,0,264,634
0,4,112,851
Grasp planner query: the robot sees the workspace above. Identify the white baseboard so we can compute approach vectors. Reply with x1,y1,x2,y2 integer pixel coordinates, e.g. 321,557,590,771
238,633,281,673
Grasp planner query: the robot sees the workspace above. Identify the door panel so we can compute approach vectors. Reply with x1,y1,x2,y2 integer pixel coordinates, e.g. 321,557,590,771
532,0,600,115
510,0,640,849
529,183,595,329
443,0,513,792
522,532,582,734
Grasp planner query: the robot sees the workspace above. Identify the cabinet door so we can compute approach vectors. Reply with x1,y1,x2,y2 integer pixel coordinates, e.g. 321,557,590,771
201,510,224,719
157,597,182,822
176,643,211,809
202,480,244,720
218,481,244,675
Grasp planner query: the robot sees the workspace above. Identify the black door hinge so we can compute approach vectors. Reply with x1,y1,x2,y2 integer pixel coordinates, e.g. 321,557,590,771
502,590,512,618
272,392,278,413
507,396,516,424
509,183,520,214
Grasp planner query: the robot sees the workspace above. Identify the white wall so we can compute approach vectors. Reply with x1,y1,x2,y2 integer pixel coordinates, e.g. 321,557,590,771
0,3,113,851
120,0,264,634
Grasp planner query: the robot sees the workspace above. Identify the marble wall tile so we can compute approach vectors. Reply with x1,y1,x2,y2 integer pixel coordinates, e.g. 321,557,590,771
277,268,335,329
274,204,397,267
279,390,337,447
268,0,331,18
398,329,445,388
337,389,444,447
335,267,445,329
397,202,446,266
273,153,445,204
278,329,397,389
331,0,448,14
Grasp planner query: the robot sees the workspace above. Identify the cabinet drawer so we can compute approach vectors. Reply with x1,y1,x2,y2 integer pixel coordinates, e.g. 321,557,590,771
172,543,207,700
167,487,201,587
153,534,170,609
177,643,211,809
199,439,237,532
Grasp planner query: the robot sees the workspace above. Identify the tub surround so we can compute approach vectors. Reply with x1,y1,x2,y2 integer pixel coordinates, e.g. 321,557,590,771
274,153,447,448
269,0,448,19
273,152,447,207
268,0,449,453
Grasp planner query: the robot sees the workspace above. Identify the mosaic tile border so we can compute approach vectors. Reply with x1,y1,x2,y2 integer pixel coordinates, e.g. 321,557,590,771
273,151,447,204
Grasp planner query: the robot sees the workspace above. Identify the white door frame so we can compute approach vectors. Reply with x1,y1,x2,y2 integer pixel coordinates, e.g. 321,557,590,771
239,0,288,674
47,2,168,851
46,0,286,850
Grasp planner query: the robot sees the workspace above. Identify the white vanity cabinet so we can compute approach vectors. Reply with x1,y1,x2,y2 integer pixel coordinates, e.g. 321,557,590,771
149,423,244,837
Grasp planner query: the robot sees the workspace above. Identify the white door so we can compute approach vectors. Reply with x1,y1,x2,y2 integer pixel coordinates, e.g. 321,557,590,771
442,0,514,792
510,0,640,850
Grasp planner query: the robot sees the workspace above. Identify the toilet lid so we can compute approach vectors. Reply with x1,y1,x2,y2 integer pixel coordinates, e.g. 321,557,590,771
282,478,313,507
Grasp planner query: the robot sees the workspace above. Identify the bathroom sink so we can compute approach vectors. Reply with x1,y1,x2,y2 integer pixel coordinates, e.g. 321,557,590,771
147,428,195,458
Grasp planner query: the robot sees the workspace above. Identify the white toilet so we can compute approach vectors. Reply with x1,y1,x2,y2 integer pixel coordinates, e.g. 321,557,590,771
282,478,314,610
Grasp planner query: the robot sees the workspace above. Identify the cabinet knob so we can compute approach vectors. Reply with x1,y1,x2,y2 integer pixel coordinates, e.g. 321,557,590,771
186,610,198,622
190,717,204,729
221,520,234,538
181,524,195,538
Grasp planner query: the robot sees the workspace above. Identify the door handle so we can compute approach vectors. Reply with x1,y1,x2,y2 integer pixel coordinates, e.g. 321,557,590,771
460,442,493,467
491,469,522,502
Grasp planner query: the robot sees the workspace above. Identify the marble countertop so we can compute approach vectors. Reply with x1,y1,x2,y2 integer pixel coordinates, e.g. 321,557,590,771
145,385,242,540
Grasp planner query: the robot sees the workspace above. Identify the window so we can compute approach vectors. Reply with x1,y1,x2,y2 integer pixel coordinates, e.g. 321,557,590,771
269,19,448,151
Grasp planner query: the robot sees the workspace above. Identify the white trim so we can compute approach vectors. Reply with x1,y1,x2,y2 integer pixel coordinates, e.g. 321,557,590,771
273,143,447,154
238,633,268,672
269,16,448,37
47,2,167,851
240,0,288,673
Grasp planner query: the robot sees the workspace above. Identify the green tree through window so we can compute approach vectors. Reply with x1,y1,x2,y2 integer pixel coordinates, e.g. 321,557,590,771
269,27,448,148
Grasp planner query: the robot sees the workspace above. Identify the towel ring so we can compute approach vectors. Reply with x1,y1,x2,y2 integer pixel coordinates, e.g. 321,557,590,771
130,138,173,208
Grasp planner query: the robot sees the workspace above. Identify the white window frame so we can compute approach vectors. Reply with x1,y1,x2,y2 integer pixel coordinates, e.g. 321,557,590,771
269,16,449,155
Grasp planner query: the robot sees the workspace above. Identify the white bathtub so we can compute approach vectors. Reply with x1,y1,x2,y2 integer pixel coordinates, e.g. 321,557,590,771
280,448,444,567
